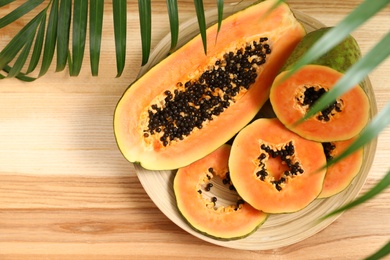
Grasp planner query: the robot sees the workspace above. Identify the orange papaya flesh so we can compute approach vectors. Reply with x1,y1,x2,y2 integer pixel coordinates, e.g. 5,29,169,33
270,64,370,142
114,0,306,170
229,118,327,214
319,137,363,198
173,144,267,240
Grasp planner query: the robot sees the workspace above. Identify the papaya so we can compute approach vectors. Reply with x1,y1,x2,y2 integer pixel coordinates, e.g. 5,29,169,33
114,0,306,170
173,144,267,240
319,137,364,198
270,27,370,142
229,118,327,214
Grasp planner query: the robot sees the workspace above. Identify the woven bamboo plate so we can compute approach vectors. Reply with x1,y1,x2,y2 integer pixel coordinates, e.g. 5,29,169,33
134,2,378,250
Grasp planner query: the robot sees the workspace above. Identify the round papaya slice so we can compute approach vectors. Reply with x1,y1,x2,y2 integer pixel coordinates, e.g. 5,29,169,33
229,118,327,214
114,0,306,170
270,27,370,142
319,137,363,198
173,144,267,240
270,65,370,142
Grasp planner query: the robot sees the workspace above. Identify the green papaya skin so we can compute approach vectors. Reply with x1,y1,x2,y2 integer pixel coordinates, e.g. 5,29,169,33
281,27,361,74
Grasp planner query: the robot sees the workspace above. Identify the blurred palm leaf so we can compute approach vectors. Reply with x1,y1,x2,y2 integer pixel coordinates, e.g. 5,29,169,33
113,0,127,76
323,169,390,220
365,239,390,260
194,0,207,54
166,0,179,53
138,0,151,66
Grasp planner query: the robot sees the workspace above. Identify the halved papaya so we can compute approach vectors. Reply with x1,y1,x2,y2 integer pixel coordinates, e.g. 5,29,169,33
114,0,305,170
270,28,370,142
319,137,364,198
173,144,267,240
229,118,327,214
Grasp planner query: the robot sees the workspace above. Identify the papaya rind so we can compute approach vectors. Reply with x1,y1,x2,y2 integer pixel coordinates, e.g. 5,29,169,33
281,27,361,74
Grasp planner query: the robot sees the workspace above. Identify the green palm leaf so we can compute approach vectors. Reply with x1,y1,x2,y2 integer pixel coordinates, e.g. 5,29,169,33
323,169,390,219
216,0,224,33
166,0,179,52
365,240,390,260
38,0,58,77
0,9,43,71
26,11,46,75
89,0,104,76
69,0,88,76
6,29,35,78
194,0,207,54
56,0,72,72
112,0,127,76
0,0,44,29
0,0,15,8
2,65,36,81
138,0,151,66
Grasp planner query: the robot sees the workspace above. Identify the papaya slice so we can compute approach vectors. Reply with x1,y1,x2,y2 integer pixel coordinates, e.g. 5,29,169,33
114,0,305,170
270,65,370,142
229,118,327,214
270,28,370,142
173,144,267,240
319,137,364,198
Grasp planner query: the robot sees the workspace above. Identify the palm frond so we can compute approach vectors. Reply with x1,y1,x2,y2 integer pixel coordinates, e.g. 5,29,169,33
56,0,72,72
138,0,152,66
112,0,127,76
2,65,36,81
26,12,46,75
38,0,58,77
364,240,390,260
166,0,179,52
194,0,207,54
69,0,88,76
0,0,16,8
216,0,224,33
0,9,44,71
6,28,35,78
0,0,44,28
89,0,104,76
323,169,390,219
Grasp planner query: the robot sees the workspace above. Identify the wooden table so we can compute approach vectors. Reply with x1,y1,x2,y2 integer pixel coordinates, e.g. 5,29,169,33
1,0,389,259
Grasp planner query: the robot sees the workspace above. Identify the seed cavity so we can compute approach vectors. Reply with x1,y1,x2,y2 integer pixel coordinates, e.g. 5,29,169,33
322,142,336,161
142,37,272,147
256,141,304,191
197,168,246,212
296,85,344,122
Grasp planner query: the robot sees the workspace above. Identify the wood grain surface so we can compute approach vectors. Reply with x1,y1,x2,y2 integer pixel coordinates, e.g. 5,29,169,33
0,0,389,259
